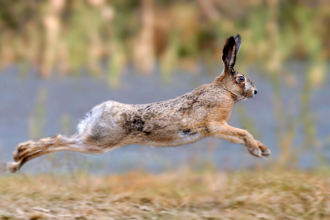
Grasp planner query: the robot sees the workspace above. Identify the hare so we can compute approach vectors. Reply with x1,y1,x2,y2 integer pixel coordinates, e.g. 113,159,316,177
8,34,270,173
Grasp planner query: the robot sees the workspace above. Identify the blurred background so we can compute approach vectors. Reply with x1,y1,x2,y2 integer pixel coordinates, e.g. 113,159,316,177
0,0,329,174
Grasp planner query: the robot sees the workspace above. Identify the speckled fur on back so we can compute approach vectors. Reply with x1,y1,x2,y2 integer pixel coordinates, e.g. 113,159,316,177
8,34,271,173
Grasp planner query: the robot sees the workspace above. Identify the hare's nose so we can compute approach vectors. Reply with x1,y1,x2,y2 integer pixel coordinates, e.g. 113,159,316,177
254,90,258,95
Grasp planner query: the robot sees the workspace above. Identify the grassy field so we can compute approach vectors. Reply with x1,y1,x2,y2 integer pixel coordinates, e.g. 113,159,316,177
0,170,330,220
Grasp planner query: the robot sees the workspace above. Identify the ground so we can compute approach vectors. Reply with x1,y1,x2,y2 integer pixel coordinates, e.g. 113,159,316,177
0,170,330,220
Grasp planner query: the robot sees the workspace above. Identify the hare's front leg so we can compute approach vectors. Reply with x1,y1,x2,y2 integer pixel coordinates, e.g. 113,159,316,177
209,122,271,157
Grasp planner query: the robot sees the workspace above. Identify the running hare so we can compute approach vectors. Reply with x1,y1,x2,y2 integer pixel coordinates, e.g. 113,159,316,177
8,34,270,173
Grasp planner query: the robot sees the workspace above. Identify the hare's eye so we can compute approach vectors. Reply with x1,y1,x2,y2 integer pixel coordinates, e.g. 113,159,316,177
237,76,245,83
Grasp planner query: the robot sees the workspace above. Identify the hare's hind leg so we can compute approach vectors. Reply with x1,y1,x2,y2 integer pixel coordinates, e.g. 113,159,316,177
8,135,107,173
209,123,271,157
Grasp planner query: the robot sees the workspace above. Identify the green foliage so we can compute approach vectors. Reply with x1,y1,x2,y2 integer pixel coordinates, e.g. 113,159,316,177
0,0,328,79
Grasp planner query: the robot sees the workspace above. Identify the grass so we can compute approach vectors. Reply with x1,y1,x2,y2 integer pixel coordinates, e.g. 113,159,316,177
0,170,330,219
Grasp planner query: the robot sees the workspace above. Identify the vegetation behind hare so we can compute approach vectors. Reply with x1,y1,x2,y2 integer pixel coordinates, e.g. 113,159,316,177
8,34,270,173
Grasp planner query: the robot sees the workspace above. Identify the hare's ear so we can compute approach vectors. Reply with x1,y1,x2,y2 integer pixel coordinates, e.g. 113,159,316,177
235,34,242,54
222,35,238,71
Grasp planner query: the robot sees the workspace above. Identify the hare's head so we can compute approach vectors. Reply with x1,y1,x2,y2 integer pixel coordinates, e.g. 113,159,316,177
215,34,257,100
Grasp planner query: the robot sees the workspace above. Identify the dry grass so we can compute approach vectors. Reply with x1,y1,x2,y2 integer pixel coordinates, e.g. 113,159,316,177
0,170,330,220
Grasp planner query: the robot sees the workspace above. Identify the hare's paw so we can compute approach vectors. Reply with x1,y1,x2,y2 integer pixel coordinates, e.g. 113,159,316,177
255,140,271,157
247,141,271,158
13,141,34,162
7,162,21,173
247,147,262,157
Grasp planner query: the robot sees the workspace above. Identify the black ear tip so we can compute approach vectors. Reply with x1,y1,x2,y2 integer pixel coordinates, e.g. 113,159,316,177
229,36,236,43
235,34,241,40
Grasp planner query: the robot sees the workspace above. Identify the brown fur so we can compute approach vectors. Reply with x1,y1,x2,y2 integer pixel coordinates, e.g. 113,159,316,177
8,34,270,173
